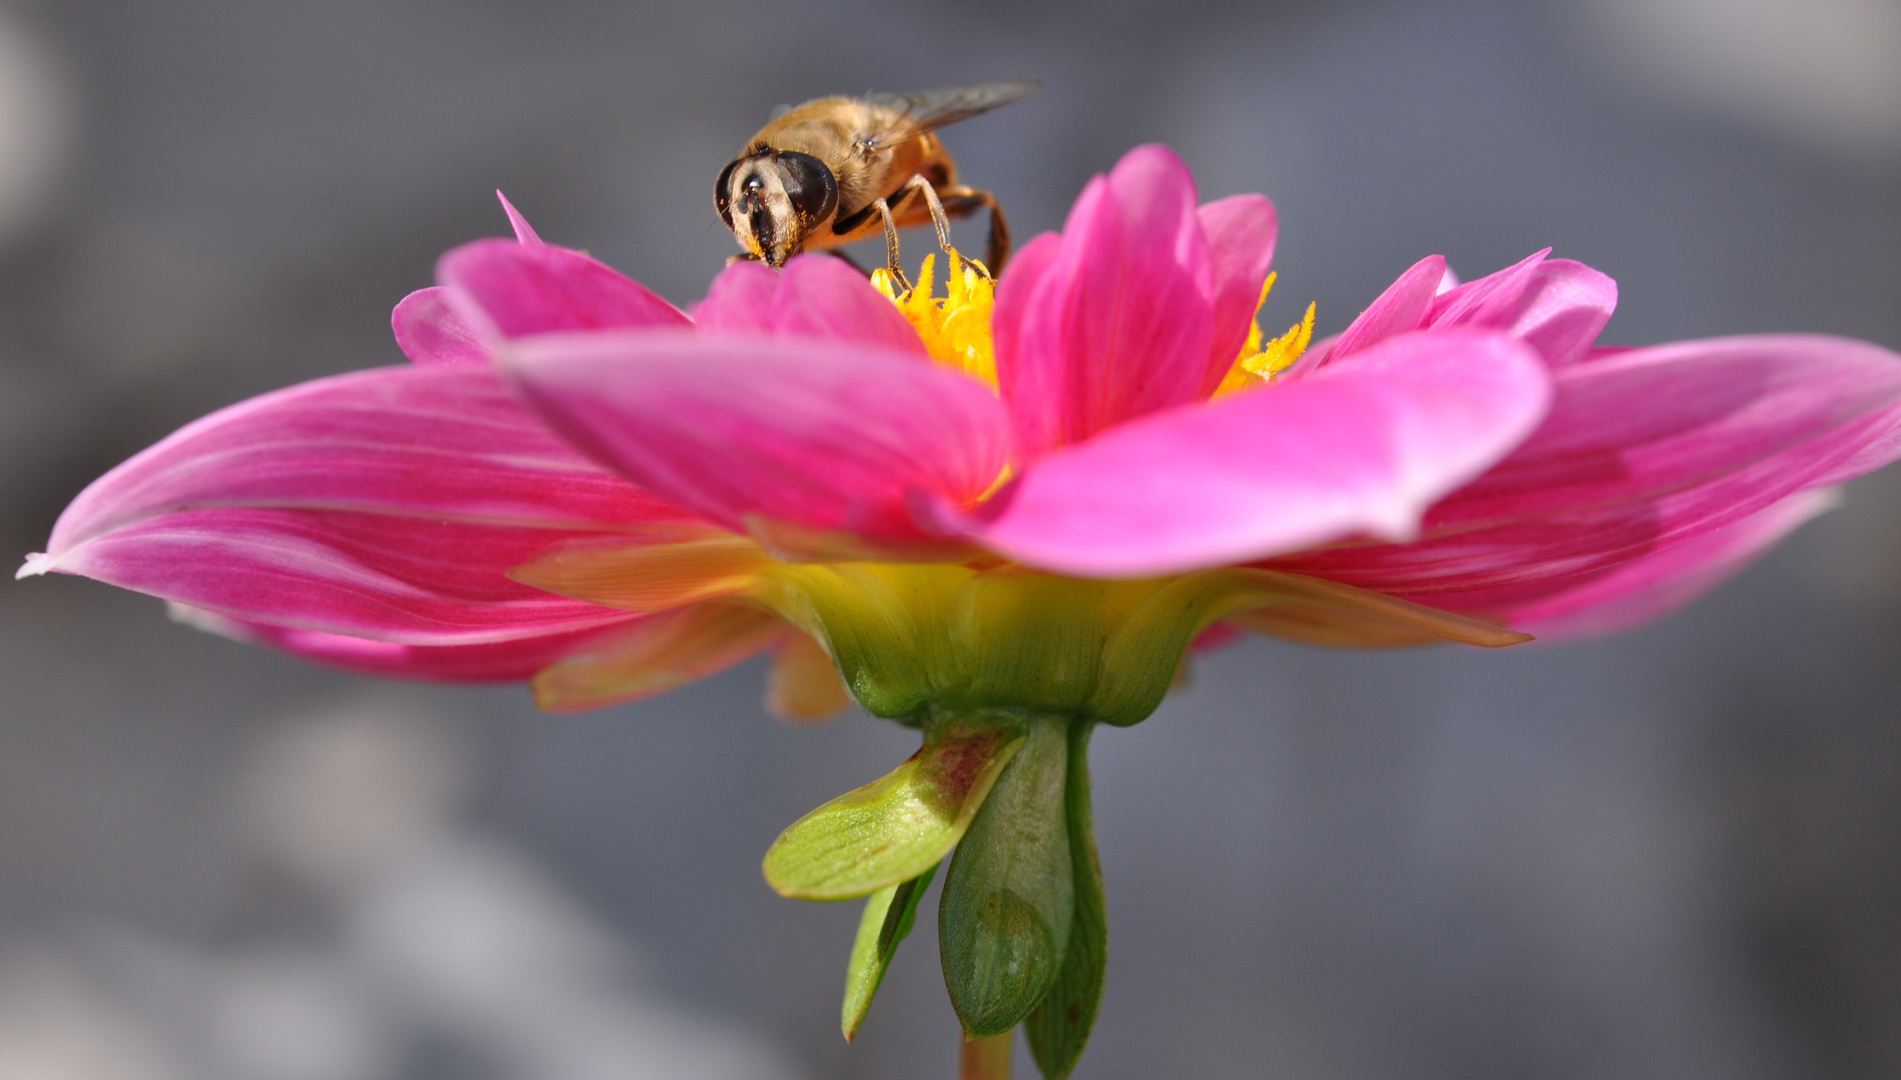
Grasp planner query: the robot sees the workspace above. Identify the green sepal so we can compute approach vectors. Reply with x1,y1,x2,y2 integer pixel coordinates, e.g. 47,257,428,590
940,713,1074,1037
763,720,1023,900
1025,722,1107,1079
841,862,938,1042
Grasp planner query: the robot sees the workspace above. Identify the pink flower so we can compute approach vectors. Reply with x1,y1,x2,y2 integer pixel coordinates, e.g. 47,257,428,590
20,151,1901,713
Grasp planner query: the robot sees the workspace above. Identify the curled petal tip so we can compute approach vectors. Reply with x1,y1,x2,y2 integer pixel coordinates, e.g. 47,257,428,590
15,552,50,580
437,237,690,338
392,287,489,366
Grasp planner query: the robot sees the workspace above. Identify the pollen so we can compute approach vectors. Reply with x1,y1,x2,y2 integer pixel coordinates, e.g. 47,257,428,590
1215,272,1316,396
874,252,998,388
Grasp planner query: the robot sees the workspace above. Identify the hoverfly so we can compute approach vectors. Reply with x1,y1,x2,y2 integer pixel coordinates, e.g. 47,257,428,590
715,80,1038,286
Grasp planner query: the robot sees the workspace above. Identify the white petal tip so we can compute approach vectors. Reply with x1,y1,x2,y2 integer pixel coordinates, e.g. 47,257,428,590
15,552,51,579
165,601,252,641
1365,508,1423,545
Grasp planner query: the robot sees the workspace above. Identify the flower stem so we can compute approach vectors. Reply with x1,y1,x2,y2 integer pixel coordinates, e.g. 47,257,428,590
960,1030,1013,1080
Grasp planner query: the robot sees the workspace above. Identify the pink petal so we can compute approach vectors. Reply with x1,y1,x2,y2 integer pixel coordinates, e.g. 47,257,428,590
28,364,700,642
1273,334,1901,601
47,508,636,643
1801,396,1901,487
1424,249,1549,330
391,287,488,366
993,145,1216,458
693,255,927,356
496,189,544,246
48,364,690,543
185,606,635,682
504,329,1012,546
1196,194,1280,396
987,230,1062,418
1415,252,1617,368
437,239,690,340
687,257,778,324
388,195,567,367
1326,255,1445,363
1427,334,1901,529
949,329,1551,576
1494,488,1837,640
1509,259,1617,367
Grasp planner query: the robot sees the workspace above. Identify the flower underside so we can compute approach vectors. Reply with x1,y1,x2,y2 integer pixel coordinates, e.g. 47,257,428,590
508,522,1527,717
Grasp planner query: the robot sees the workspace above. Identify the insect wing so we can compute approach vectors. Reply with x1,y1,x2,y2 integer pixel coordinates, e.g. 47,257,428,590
863,80,1039,148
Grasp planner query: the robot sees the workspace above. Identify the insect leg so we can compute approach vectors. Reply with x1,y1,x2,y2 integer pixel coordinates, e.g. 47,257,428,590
934,186,1012,276
873,196,912,293
903,174,956,253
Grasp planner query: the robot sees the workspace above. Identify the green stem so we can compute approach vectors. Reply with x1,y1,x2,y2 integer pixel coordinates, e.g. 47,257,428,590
960,1030,1013,1080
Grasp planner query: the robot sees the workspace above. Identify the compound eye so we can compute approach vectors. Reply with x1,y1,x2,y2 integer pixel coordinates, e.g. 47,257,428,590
773,151,839,229
714,157,741,225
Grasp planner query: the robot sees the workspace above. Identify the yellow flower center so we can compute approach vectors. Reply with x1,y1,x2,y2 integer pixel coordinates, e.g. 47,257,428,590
872,251,1315,400
873,252,999,387
1214,272,1317,396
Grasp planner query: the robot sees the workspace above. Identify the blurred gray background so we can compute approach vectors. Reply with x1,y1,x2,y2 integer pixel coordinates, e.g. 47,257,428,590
2,1,1899,1077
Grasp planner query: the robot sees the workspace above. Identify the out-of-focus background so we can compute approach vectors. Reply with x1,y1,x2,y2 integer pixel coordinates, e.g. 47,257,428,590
2,0,1899,1077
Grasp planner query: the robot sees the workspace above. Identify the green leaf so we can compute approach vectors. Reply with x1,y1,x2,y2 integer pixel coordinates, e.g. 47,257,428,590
940,714,1074,1037
763,722,1023,900
841,862,938,1042
1025,722,1107,1080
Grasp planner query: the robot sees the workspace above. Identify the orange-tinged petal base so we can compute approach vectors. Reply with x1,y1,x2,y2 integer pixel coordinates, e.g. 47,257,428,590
767,630,854,723
532,601,784,711
1221,569,1529,648
509,531,775,612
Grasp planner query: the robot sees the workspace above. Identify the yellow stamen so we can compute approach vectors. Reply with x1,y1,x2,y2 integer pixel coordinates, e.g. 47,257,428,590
872,251,1311,402
1215,273,1317,396
1236,272,1276,359
1249,301,1317,378
873,251,998,388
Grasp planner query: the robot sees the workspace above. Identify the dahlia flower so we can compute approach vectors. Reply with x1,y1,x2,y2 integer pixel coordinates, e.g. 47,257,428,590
22,145,1901,1078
